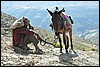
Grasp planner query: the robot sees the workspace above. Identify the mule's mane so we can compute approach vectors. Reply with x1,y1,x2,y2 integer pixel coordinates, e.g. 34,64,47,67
53,11,62,20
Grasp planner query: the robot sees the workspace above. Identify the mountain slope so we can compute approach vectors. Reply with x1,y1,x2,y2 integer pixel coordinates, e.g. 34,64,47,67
1,12,99,66
79,29,99,46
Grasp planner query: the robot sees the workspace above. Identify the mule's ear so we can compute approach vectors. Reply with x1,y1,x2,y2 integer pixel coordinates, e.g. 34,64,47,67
47,9,53,16
58,8,64,14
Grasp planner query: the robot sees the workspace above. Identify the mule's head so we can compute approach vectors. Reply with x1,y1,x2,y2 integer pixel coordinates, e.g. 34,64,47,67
47,8,64,36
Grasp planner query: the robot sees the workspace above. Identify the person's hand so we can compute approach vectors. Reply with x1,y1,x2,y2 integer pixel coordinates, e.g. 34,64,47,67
30,29,34,31
30,29,41,40
32,32,41,40
29,24,34,30
36,34,41,40
31,27,34,30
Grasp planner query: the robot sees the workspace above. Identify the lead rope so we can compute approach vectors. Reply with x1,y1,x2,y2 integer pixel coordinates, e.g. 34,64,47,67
39,36,54,46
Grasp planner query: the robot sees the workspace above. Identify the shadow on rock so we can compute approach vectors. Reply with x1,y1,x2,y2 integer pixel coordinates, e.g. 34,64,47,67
11,46,34,55
59,50,78,66
11,46,44,55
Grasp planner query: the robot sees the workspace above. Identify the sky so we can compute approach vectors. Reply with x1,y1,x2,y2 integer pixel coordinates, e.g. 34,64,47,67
1,1,99,10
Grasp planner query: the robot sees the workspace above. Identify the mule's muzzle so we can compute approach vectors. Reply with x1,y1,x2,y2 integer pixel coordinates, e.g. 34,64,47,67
55,32,59,36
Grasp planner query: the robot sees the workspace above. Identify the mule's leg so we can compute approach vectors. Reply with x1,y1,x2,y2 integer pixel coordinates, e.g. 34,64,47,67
65,35,69,53
58,34,62,53
63,32,68,53
69,29,73,50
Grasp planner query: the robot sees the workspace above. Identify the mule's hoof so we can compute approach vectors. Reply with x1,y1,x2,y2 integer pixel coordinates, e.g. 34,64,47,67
71,48,73,50
60,51,62,53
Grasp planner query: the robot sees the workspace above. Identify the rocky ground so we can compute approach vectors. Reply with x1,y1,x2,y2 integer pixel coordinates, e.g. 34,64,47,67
1,34,99,66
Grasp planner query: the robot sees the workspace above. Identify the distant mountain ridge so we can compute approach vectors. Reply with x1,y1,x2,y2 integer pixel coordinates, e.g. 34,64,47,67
79,29,99,46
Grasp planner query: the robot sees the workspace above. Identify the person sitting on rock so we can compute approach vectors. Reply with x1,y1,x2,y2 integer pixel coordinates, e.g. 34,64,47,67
11,16,43,54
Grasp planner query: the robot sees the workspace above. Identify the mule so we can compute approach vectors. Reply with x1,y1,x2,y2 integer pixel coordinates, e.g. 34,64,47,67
47,8,74,53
